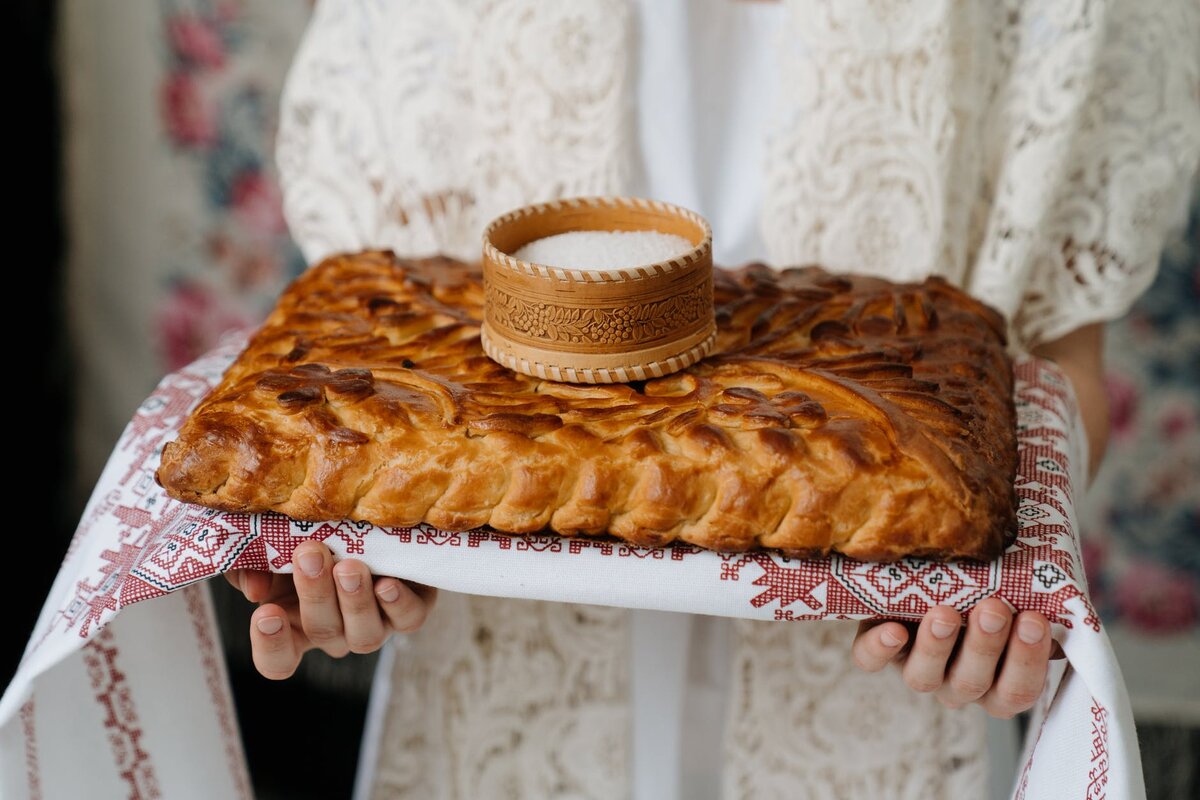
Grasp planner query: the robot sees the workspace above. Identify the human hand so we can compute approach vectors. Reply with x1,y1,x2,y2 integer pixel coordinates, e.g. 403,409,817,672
851,598,1054,718
225,541,437,680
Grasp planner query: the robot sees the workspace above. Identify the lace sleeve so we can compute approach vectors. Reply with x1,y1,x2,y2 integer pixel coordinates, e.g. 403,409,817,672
760,0,1199,352
275,1,479,264
276,0,635,267
276,1,379,264
980,0,1200,349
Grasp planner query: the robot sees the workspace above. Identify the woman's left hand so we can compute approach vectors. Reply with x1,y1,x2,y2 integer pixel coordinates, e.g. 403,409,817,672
850,597,1054,718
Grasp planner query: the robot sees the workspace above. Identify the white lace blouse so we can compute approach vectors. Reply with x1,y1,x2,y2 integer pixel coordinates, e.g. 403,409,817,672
278,0,1199,352
276,2,1199,798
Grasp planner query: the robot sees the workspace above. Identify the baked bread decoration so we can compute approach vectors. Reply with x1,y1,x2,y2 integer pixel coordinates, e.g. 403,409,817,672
157,251,1016,561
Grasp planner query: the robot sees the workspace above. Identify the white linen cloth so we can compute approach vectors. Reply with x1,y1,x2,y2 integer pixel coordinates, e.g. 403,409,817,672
0,338,1142,800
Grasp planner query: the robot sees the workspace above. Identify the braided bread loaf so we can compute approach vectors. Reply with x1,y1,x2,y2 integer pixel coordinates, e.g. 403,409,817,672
157,251,1016,561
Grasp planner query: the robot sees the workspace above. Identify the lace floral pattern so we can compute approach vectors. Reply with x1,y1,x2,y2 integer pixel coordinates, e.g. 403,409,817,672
277,0,634,264
369,595,630,800
724,620,987,799
760,0,1200,350
281,0,1199,350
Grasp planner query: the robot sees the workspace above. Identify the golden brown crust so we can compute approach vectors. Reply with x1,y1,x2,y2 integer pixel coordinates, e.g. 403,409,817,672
157,251,1016,561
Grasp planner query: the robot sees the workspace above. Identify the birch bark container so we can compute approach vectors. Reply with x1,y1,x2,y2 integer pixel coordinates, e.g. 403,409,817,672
481,197,716,384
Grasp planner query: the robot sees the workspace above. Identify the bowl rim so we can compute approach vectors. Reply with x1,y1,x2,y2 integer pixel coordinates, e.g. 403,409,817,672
481,196,713,284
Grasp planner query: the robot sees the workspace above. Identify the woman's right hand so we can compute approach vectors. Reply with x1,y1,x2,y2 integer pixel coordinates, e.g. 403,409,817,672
225,541,437,680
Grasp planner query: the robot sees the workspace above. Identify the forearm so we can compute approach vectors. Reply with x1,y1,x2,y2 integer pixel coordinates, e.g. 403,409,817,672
1032,323,1109,479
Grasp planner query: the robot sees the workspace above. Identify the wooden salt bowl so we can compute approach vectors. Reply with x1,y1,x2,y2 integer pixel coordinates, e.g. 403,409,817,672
481,197,716,384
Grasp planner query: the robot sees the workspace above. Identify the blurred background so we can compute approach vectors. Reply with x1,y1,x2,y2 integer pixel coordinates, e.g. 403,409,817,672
14,1,1199,798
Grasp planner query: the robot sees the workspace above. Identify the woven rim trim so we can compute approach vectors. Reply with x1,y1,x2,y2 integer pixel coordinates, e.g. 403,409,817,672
481,327,717,384
481,196,713,284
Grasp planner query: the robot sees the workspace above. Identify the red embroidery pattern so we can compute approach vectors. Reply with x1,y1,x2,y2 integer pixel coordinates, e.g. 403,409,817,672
38,341,1098,649
19,700,41,800
1088,699,1110,800
1014,705,1052,800
183,586,253,800
83,629,160,799
717,358,1098,627
1014,654,1071,800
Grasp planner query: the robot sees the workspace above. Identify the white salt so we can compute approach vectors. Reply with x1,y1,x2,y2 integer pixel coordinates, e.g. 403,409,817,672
513,230,693,271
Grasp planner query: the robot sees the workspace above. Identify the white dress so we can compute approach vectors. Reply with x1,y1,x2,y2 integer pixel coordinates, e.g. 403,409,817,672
275,2,1200,798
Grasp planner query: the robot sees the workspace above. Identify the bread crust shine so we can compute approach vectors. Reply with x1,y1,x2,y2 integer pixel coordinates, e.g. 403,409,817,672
157,251,1016,561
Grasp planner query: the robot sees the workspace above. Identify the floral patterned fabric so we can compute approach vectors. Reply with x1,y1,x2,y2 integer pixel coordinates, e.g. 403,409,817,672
1080,184,1200,720
63,0,310,488
155,1,307,370
1084,190,1199,631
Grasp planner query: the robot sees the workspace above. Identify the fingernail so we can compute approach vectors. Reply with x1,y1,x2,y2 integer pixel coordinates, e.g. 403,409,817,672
297,551,323,578
979,610,1008,634
880,628,904,648
376,583,401,603
336,570,361,593
1018,619,1045,645
931,619,959,639
256,616,283,636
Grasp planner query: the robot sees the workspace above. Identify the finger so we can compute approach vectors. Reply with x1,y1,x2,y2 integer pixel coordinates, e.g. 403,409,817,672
245,570,275,603
292,542,348,656
901,606,962,693
332,560,388,654
250,604,302,680
981,611,1053,719
374,578,433,633
224,569,269,602
936,598,1012,708
852,620,910,673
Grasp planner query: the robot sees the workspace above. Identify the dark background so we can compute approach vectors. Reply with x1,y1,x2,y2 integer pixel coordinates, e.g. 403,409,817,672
13,0,73,686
